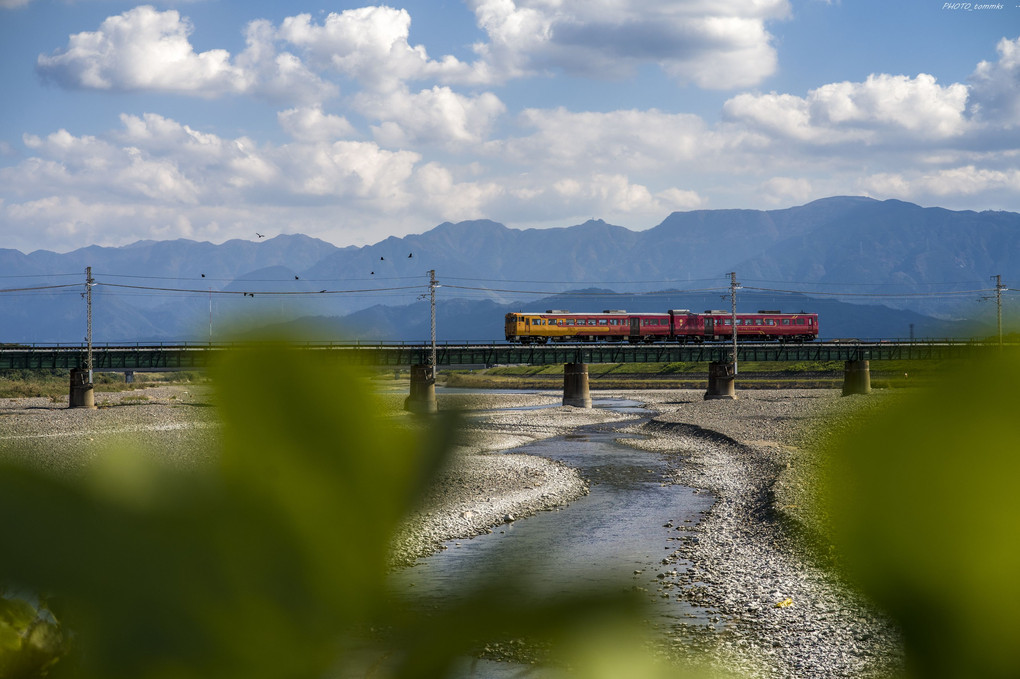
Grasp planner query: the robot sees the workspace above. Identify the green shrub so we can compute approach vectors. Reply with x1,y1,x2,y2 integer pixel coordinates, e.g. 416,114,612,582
0,341,686,679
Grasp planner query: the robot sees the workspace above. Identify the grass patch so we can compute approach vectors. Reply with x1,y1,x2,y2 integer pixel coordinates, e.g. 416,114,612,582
0,370,209,399
442,359,940,390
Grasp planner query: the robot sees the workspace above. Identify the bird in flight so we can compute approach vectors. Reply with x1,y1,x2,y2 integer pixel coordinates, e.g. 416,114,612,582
408,252,413,258
256,232,265,239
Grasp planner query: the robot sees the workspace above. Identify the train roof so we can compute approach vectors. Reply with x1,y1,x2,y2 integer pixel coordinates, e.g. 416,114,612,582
510,310,669,316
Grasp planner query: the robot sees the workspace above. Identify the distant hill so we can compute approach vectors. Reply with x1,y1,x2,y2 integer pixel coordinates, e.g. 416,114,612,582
261,289,976,343
0,197,1015,342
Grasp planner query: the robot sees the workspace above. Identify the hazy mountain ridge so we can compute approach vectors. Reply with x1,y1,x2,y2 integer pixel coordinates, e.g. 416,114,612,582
2,197,1016,342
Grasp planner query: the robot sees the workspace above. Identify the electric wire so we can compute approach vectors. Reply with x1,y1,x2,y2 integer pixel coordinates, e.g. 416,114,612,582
0,283,82,294
0,275,1014,303
96,282,425,296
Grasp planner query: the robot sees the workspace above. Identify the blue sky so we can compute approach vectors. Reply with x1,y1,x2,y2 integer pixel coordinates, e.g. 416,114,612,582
1,0,1019,253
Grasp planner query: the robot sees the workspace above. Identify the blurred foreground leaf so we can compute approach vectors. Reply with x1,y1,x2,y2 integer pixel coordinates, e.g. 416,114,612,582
0,341,710,678
821,350,1020,678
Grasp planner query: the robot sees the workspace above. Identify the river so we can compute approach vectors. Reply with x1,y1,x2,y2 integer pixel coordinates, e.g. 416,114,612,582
390,397,717,676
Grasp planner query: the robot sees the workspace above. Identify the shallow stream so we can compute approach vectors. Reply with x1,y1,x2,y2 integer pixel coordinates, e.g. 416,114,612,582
390,398,716,674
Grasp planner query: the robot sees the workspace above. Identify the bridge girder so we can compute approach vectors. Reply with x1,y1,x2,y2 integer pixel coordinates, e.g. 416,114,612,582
0,341,1000,372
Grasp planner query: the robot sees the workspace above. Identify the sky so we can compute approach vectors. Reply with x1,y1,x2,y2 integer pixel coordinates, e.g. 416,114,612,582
1,0,1019,254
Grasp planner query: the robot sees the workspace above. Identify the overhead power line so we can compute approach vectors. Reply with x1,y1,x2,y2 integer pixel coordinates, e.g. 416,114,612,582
441,284,730,296
741,285,1001,299
0,283,82,294
96,282,425,296
99,273,424,283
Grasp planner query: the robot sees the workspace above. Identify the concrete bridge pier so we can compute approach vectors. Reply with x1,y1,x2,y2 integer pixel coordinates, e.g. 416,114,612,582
563,362,592,408
704,361,737,400
404,364,438,414
68,368,96,409
842,359,872,396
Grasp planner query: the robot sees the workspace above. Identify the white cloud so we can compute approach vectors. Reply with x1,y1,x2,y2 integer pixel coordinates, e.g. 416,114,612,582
358,86,506,148
116,113,226,159
724,73,969,143
278,107,357,142
15,127,202,204
760,177,815,205
37,6,241,93
969,36,1020,126
504,107,712,170
272,140,421,205
8,114,439,212
36,6,334,104
279,7,477,92
498,172,703,225
858,166,1020,199
235,19,337,105
655,187,705,211
466,0,790,88
0,0,34,8
414,162,504,219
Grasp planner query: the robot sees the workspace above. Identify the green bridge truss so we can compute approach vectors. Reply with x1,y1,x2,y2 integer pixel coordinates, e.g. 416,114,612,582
0,341,1008,372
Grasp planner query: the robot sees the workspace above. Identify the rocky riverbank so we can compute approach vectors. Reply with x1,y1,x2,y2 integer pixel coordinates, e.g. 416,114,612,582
0,385,905,678
617,389,904,678
0,386,219,473
387,387,905,678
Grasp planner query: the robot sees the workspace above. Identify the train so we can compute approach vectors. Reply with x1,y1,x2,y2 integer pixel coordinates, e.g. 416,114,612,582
505,309,818,344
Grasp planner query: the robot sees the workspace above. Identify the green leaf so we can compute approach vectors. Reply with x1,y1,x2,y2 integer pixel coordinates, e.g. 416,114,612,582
0,338,714,678
821,350,1020,678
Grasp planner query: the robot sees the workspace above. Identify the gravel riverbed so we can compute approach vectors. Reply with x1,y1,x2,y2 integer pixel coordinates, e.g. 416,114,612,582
616,389,905,678
0,385,904,678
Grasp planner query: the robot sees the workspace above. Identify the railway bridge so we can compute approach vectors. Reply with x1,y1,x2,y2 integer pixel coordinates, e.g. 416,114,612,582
0,339,1004,410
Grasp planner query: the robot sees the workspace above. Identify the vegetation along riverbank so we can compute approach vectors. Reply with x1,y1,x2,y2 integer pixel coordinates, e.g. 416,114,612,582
441,359,940,390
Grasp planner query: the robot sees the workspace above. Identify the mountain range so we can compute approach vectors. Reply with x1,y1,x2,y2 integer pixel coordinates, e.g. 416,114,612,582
1,196,1015,343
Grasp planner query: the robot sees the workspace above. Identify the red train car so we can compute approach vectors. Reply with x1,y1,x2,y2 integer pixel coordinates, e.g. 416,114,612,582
670,309,818,343
505,309,818,344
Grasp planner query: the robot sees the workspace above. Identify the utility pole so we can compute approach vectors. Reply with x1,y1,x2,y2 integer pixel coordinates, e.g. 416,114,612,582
992,274,1005,347
428,269,437,370
729,271,740,375
85,266,94,384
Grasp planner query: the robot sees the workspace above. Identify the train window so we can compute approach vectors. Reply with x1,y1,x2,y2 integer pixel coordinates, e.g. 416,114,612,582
598,319,607,325
588,319,596,326
723,319,732,326
765,319,776,326
796,319,805,325
782,319,790,325
609,319,618,326
566,319,575,326
754,319,763,325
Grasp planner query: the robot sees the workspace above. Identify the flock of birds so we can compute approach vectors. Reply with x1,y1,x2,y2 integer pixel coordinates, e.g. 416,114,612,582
372,252,413,275
218,233,416,296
